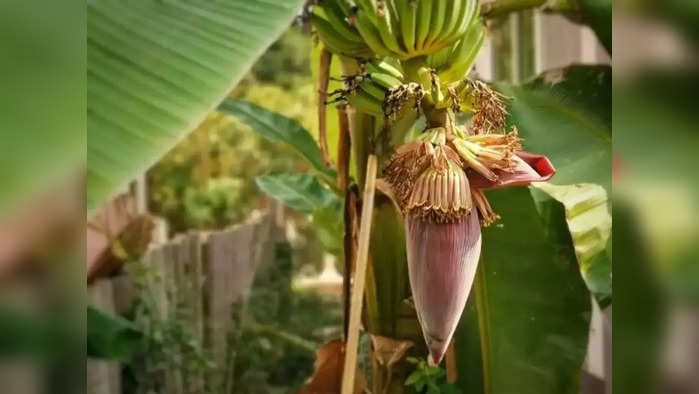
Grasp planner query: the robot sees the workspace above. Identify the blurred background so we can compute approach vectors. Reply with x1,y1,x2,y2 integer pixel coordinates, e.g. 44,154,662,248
0,0,697,393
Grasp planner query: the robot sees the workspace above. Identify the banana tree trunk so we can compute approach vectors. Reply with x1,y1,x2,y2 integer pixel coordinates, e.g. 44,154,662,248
340,58,421,394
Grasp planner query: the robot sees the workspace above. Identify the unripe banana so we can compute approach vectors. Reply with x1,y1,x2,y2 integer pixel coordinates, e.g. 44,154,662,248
348,89,384,116
359,78,387,101
373,4,409,57
334,0,353,15
426,44,452,71
446,18,483,66
438,20,485,83
398,0,418,54
365,60,405,80
415,0,432,50
424,0,447,47
385,0,402,32
449,0,477,43
435,0,462,45
437,0,477,43
319,2,364,44
311,12,373,58
369,72,403,89
355,10,393,57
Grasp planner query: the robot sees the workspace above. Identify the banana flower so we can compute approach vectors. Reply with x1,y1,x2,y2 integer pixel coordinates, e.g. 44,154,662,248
384,127,554,364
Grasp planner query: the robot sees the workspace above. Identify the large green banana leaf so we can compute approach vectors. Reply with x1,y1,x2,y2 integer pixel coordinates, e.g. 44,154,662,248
456,187,591,394
87,0,304,212
497,65,612,305
497,65,611,194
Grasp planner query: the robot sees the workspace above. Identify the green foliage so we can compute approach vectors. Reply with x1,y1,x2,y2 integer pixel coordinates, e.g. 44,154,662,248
219,99,336,178
123,259,217,394
497,65,611,193
149,28,322,235
147,113,291,234
455,187,591,394
87,305,143,363
256,172,344,257
86,0,305,213
232,242,342,392
183,178,245,229
405,357,462,394
497,65,612,305
312,202,345,256
251,27,313,89
612,202,664,394
532,183,612,306
256,173,338,213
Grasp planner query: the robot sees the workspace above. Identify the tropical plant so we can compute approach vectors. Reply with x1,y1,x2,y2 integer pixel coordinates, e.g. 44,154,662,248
222,1,611,393
86,0,611,393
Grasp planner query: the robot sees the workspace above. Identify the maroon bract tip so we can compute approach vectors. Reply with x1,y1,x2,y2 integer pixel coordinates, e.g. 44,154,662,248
468,151,555,189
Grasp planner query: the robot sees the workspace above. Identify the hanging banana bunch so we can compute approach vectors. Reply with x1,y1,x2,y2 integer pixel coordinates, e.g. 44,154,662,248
312,0,481,60
331,60,425,122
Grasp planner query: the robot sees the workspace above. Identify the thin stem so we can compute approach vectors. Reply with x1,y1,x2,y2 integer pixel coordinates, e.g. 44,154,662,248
474,262,492,394
337,104,352,191
341,155,378,394
318,48,333,167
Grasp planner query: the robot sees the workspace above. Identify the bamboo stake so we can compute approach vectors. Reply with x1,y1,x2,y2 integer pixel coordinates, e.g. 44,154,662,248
342,185,358,339
341,154,377,394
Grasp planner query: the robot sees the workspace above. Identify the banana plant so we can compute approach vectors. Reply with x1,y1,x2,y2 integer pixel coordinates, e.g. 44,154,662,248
230,1,611,393
82,0,610,392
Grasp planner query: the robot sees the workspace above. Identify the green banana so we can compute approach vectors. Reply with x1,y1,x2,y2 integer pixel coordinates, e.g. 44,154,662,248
369,72,403,89
334,0,354,15
359,78,388,101
355,9,393,57
425,44,452,71
373,3,409,57
454,0,478,36
438,20,485,83
398,0,417,54
447,18,483,65
311,12,373,58
355,0,378,15
365,60,405,81
435,0,461,45
385,0,402,33
425,0,446,47
415,0,432,50
320,2,364,44
348,89,384,116
439,0,476,42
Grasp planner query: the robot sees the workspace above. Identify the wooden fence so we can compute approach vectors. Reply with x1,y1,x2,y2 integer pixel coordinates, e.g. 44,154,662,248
87,213,278,394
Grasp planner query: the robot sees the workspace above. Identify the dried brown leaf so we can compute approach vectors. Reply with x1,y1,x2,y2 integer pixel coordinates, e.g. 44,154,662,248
300,340,367,394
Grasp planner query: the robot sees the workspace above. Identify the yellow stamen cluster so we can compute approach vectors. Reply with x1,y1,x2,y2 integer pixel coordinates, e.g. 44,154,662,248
472,188,500,227
452,128,522,182
383,140,433,207
386,124,521,227
406,150,472,223
384,138,472,224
